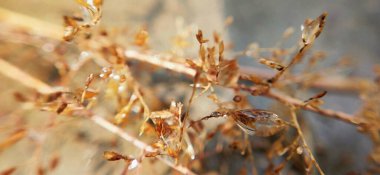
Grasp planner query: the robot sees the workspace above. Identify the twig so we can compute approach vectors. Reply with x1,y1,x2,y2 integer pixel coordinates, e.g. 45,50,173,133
122,51,365,126
289,106,324,175
1,8,374,93
0,58,59,94
239,66,376,93
1,32,360,128
0,7,62,40
91,116,196,175
0,59,196,175
123,50,364,125
124,49,376,93
265,89,365,126
125,50,196,77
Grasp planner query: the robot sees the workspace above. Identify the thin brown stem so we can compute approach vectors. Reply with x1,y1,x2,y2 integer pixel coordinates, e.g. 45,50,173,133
0,59,196,175
123,49,365,126
1,8,372,93
0,58,60,94
265,89,365,126
91,116,196,175
289,106,324,175
0,7,62,40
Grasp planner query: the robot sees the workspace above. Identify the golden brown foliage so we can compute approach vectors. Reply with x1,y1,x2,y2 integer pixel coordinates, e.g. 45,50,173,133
1,2,379,175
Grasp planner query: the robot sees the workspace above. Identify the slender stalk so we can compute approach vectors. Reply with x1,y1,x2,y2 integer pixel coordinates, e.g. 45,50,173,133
0,59,196,175
0,7,62,40
289,106,324,175
91,116,196,175
265,89,364,126
1,7,375,93
0,58,58,94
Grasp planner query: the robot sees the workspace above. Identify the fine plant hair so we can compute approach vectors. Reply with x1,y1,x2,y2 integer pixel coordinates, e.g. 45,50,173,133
0,1,380,175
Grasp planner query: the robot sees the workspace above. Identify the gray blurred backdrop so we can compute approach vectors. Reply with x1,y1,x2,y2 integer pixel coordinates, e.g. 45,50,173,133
1,0,379,174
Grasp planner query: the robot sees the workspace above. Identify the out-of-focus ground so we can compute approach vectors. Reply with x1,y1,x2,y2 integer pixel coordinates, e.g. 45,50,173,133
0,0,379,174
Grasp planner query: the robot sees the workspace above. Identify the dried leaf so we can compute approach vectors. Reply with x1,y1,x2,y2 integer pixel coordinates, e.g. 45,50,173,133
231,109,287,137
103,151,125,161
114,95,138,124
82,89,98,99
301,13,327,45
204,109,287,137
63,16,79,41
304,90,327,107
259,58,285,71
185,59,199,69
196,30,208,44
64,0,103,41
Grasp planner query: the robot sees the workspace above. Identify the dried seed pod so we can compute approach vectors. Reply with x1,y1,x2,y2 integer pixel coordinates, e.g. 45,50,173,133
203,109,287,137
301,13,327,45
230,109,287,137
103,151,125,161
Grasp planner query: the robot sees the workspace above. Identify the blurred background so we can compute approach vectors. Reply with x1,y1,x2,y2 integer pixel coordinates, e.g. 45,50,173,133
0,0,379,174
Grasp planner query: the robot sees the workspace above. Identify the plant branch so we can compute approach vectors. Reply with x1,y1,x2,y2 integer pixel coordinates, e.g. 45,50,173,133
125,50,196,77
0,59,196,175
0,7,62,40
265,89,365,126
0,58,59,94
91,115,196,175
0,8,373,93
289,106,324,175
122,50,365,126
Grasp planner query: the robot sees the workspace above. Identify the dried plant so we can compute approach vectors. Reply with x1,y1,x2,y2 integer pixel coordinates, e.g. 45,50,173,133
0,1,379,175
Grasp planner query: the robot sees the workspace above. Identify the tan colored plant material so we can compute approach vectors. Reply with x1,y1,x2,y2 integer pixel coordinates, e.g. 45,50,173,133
0,3,379,174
